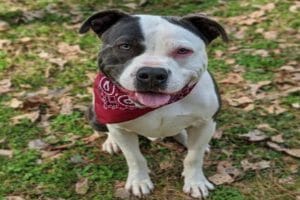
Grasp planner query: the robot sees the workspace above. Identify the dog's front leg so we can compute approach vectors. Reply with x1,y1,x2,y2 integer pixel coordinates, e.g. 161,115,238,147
108,126,154,197
182,119,215,198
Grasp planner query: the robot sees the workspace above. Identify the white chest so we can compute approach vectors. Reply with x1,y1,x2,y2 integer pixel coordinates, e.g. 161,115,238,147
110,72,219,138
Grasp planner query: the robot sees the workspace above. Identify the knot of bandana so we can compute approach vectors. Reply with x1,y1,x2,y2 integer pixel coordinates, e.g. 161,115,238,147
93,73,196,124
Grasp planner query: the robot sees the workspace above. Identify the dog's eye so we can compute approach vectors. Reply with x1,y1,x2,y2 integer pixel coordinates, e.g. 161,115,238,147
176,48,192,55
119,43,132,50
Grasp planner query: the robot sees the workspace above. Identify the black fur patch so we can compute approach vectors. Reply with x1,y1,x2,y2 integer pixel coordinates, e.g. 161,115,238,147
98,16,145,82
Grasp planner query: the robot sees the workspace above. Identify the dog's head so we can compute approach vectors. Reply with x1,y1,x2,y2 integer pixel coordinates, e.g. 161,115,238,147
80,10,228,107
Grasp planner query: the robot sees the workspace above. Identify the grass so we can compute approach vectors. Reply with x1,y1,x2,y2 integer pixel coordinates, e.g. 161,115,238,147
0,0,299,199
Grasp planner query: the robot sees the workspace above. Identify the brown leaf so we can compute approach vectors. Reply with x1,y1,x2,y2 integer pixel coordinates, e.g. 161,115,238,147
278,176,295,184
240,129,268,142
28,139,49,150
115,187,130,199
256,123,277,132
11,111,40,124
19,37,32,43
265,103,287,115
208,173,234,185
0,149,13,158
249,80,272,97
7,98,23,108
252,49,269,57
124,3,138,9
262,31,278,40
241,159,271,171
213,129,223,139
243,104,255,112
267,142,300,158
219,73,244,84
5,196,25,200
0,20,10,31
59,96,73,115
75,178,89,195
0,39,11,49
289,3,300,13
41,150,62,160
83,131,105,144
226,96,253,107
216,161,241,178
292,103,300,108
58,42,83,60
271,134,284,143
284,149,300,158
160,160,173,170
0,79,12,94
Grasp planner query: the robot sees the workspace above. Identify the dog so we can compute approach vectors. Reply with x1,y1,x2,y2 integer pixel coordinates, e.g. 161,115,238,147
80,10,228,198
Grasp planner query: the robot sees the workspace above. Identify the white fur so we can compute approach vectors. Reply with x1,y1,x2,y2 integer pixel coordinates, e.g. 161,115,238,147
101,16,218,198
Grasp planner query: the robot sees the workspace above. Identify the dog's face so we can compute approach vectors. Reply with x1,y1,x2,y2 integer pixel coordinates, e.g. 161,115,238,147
80,10,227,107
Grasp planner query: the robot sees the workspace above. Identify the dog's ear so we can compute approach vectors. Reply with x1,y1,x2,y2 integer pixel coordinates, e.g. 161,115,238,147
79,10,129,36
181,14,228,44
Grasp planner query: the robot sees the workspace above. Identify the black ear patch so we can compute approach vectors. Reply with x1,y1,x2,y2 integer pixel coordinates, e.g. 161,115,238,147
79,10,129,36
182,14,229,44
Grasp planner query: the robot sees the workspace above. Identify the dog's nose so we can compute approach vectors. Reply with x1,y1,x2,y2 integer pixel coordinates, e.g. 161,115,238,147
136,67,168,87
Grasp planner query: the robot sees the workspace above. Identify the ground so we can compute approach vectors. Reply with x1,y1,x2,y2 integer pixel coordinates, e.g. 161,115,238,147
0,0,299,200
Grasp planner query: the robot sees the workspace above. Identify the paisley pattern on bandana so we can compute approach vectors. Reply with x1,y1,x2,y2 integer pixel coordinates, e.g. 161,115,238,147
94,73,196,124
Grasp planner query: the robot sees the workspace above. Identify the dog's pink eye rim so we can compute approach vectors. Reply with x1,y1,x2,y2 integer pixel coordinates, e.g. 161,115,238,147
176,48,193,55
170,47,193,58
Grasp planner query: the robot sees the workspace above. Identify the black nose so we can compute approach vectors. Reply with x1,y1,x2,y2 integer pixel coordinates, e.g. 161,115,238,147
136,67,168,89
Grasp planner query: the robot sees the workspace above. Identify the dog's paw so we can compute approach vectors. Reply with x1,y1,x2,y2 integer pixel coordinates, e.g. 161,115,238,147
102,137,120,154
183,176,214,199
125,174,154,197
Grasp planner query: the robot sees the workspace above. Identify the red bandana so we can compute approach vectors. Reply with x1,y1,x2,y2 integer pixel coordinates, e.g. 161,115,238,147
93,73,195,124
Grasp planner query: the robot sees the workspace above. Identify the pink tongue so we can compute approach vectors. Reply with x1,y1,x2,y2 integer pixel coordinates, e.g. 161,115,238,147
135,93,171,108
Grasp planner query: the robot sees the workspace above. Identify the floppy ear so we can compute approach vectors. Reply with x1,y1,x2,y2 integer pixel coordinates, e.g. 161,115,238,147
79,10,129,36
181,14,228,44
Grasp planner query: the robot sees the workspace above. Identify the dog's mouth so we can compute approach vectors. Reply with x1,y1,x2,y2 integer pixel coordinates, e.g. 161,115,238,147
132,92,171,108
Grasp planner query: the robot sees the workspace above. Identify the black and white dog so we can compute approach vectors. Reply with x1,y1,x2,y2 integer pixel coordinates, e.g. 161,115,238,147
80,10,228,198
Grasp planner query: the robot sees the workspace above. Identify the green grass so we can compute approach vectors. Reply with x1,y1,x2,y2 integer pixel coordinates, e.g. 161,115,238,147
0,0,299,199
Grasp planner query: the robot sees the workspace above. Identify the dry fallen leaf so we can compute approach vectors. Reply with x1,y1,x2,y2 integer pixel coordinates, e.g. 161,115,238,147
241,159,271,171
28,139,49,150
267,142,300,158
264,103,287,115
59,96,73,115
82,131,105,144
0,79,12,94
11,110,40,124
216,161,241,178
0,39,11,49
114,188,130,199
5,196,25,200
278,176,295,184
208,173,234,185
0,149,13,158
160,160,173,170
262,31,278,40
41,150,62,160
7,98,23,108
256,123,277,132
240,129,268,142
0,20,10,31
213,129,223,139
219,73,244,84
226,96,253,107
75,177,89,195
58,42,83,60
271,134,284,143
249,80,272,97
